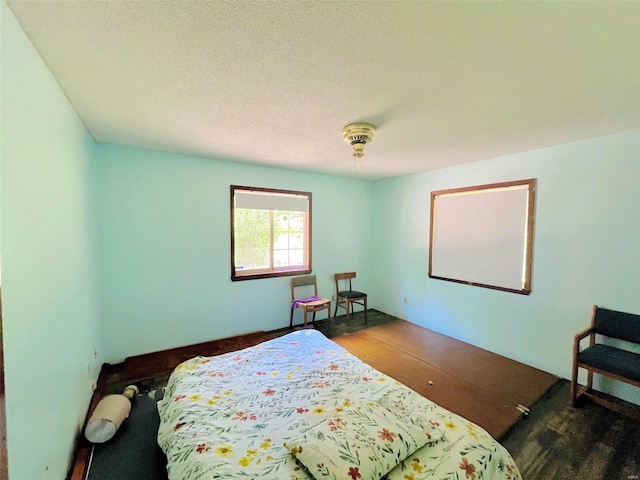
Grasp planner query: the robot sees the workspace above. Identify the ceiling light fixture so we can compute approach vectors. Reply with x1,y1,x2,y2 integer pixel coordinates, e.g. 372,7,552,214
343,123,375,168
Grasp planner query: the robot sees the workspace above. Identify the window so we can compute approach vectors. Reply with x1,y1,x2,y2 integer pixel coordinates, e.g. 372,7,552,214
429,178,536,294
230,186,312,281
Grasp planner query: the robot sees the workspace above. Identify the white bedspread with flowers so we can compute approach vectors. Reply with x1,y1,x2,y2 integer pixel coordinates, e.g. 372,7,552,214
157,329,521,480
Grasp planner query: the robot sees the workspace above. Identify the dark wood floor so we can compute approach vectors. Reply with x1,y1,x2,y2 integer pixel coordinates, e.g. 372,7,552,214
94,310,640,480
502,380,640,480
332,318,558,439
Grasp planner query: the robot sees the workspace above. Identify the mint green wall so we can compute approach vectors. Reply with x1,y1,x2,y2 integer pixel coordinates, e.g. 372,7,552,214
95,144,375,363
1,3,102,479
3,4,639,477
371,131,640,404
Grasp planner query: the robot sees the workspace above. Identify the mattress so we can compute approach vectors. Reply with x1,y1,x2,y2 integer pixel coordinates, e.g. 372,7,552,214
157,329,521,480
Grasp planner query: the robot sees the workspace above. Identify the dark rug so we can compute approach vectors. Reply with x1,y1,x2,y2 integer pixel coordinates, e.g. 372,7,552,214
501,380,640,480
86,389,168,480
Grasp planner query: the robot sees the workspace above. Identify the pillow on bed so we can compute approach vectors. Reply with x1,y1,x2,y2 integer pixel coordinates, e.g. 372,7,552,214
285,403,438,480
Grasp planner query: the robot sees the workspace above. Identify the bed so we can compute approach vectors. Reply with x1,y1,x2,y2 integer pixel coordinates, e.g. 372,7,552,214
157,329,521,480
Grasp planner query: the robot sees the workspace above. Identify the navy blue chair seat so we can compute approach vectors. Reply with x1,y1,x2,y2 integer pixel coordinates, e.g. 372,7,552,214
577,344,640,383
338,290,367,299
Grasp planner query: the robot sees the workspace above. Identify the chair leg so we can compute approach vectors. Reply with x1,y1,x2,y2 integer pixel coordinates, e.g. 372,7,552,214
290,307,294,328
570,361,579,407
587,370,594,390
303,308,308,328
312,311,316,325
364,297,368,324
333,299,339,318
346,300,351,319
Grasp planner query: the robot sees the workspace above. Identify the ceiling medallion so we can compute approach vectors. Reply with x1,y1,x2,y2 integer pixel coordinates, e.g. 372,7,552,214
342,123,375,167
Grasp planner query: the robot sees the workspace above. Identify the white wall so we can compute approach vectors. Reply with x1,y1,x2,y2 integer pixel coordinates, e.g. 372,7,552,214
0,2,103,479
94,144,376,363
371,131,640,404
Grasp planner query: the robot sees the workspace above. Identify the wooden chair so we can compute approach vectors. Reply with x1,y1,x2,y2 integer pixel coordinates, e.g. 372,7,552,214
334,272,367,324
290,274,331,329
571,305,640,418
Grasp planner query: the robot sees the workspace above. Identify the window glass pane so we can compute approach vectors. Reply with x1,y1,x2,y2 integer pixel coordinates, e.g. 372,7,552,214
234,209,270,270
273,212,293,232
288,213,304,231
289,249,304,266
289,233,303,249
273,232,289,250
273,211,305,254
273,249,289,267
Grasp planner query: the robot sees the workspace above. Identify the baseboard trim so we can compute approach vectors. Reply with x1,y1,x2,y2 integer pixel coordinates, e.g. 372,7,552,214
119,330,268,382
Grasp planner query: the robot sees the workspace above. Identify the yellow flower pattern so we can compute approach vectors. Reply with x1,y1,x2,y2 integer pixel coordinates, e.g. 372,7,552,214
238,448,258,467
260,439,271,450
411,458,424,473
216,445,233,457
445,420,458,430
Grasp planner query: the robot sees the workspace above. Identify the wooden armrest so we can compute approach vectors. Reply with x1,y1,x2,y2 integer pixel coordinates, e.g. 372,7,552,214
574,326,594,342
573,326,595,354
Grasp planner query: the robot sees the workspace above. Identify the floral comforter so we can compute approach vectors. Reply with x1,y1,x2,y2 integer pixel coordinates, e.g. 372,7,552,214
157,330,521,480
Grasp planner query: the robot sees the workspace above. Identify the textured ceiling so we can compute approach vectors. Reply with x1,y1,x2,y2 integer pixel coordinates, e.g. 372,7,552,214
7,1,640,180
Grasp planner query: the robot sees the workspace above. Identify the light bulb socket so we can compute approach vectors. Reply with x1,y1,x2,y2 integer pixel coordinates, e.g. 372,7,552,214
343,123,375,163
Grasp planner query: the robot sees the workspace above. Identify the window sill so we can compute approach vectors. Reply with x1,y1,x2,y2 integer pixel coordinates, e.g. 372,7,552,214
231,268,312,282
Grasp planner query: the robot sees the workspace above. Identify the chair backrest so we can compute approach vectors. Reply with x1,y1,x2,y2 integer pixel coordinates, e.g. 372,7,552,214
592,305,640,344
291,274,318,300
335,272,356,292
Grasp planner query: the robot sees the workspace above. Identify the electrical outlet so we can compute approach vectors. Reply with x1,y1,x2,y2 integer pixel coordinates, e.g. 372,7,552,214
403,297,408,304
